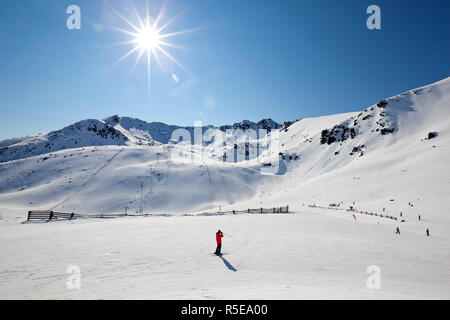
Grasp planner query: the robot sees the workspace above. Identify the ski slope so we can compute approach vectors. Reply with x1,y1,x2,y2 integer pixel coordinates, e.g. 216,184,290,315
1,212,449,299
0,77,449,299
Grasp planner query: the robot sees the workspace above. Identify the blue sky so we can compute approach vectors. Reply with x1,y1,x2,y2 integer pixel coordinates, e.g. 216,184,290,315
0,0,449,140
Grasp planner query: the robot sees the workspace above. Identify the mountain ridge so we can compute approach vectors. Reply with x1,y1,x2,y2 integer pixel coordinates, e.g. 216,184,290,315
0,117,285,163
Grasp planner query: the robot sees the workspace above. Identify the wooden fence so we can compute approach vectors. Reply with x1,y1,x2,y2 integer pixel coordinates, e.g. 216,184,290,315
307,205,398,221
27,210,78,221
27,210,129,221
223,206,289,215
27,205,289,222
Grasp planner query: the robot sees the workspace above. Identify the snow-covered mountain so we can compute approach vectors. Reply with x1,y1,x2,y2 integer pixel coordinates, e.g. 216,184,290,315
0,119,129,163
219,118,283,132
1,77,449,299
0,77,448,216
0,116,282,163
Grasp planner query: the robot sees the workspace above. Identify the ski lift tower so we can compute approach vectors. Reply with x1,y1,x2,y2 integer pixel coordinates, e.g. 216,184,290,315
138,181,144,214
147,163,153,215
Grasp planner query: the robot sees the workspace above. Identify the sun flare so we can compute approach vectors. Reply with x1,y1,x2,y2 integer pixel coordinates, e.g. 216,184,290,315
107,1,204,93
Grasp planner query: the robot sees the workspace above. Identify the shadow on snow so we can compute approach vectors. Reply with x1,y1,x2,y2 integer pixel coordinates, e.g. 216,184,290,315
219,255,237,272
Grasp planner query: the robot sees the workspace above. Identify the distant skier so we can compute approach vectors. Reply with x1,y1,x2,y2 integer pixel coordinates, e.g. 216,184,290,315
215,230,224,255
400,212,402,217
418,214,421,221
352,214,356,221
396,227,401,235
426,228,430,236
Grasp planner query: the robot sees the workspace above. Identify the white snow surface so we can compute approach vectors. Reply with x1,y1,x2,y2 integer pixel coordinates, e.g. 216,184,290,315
0,77,449,299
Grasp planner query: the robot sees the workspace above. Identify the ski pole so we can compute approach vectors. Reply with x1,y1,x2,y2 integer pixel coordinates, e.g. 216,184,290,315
223,232,234,238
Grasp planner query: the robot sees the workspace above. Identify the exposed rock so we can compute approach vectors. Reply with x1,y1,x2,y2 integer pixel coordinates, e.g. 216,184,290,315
377,100,388,109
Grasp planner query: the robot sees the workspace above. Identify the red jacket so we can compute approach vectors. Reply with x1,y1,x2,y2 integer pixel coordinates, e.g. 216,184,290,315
216,232,223,244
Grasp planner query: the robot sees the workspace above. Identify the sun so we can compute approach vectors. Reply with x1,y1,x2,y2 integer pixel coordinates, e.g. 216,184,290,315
136,27,161,51
107,1,204,93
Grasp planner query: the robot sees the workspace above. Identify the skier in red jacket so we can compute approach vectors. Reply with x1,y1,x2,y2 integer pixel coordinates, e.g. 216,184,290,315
215,230,223,255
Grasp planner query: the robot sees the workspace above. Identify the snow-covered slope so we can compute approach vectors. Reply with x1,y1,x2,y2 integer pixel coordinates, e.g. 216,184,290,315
231,77,450,227
0,144,269,215
0,77,449,299
1,212,449,299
